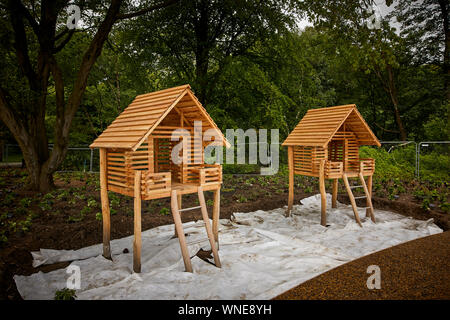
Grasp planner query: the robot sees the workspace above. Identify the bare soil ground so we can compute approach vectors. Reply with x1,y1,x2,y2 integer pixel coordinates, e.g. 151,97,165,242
274,231,450,300
0,168,448,300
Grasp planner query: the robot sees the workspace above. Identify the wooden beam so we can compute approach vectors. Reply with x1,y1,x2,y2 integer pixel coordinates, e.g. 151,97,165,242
332,178,338,208
99,148,111,259
319,159,327,226
133,171,142,273
173,106,192,127
212,188,220,246
148,136,154,173
286,146,294,216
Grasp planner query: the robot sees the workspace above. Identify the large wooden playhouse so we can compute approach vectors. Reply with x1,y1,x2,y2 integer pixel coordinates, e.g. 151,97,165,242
282,104,381,227
90,84,229,273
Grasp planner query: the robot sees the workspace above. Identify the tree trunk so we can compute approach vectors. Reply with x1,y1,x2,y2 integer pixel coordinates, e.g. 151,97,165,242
386,64,407,141
0,0,124,193
194,0,210,105
438,0,449,102
1,0,177,193
27,161,55,193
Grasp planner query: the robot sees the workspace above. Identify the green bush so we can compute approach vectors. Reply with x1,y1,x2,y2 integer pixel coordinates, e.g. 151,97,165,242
419,153,450,182
359,145,415,180
360,144,449,183
54,288,77,300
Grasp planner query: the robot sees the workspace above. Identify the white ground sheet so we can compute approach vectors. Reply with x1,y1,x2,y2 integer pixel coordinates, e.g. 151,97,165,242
14,194,442,300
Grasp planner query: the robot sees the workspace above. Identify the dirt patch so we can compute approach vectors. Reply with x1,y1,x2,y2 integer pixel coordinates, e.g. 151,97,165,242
0,169,447,300
274,231,450,300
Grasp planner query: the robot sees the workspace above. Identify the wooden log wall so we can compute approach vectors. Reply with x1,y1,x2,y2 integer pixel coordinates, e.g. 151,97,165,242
106,150,128,190
293,145,327,176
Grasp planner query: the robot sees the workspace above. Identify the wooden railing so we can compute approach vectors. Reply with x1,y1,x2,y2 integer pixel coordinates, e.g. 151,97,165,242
318,159,374,178
139,171,171,197
190,164,222,186
359,158,375,175
324,161,343,178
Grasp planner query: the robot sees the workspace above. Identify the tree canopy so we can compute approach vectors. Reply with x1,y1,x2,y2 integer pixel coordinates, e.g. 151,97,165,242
0,0,448,191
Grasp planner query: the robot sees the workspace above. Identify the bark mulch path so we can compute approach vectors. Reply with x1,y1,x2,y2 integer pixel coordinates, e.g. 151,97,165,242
274,231,450,300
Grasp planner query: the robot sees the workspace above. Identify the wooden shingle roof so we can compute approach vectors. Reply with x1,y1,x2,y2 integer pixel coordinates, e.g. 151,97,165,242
90,84,229,150
282,104,380,147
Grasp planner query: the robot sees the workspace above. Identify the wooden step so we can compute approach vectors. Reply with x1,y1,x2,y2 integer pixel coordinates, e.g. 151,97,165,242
179,206,201,212
358,171,376,223
170,187,221,272
342,173,362,227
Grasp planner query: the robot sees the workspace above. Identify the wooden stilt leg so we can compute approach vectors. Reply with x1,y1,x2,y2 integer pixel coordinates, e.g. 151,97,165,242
366,175,374,220
198,187,221,268
171,190,193,272
343,173,362,227
99,148,111,259
286,146,294,216
173,194,182,238
133,171,142,273
360,173,376,223
212,188,220,248
177,194,182,210
319,159,327,226
332,178,338,209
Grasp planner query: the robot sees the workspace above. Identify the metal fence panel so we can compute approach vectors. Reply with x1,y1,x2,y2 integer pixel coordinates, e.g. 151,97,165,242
1,141,449,180
417,141,450,181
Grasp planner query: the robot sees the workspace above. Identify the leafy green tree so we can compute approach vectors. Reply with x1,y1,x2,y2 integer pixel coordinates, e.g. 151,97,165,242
0,0,177,192
125,0,299,105
393,0,449,102
300,0,440,140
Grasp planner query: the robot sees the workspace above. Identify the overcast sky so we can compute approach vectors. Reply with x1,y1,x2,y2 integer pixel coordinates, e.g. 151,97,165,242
296,0,401,31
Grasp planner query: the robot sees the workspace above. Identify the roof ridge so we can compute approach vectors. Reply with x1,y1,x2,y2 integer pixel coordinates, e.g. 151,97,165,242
282,104,379,147
90,85,191,150
135,84,191,99
307,104,355,112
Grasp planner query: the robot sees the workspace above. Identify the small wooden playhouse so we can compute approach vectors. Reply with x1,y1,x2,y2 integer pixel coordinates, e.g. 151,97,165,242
90,84,229,273
283,104,381,227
